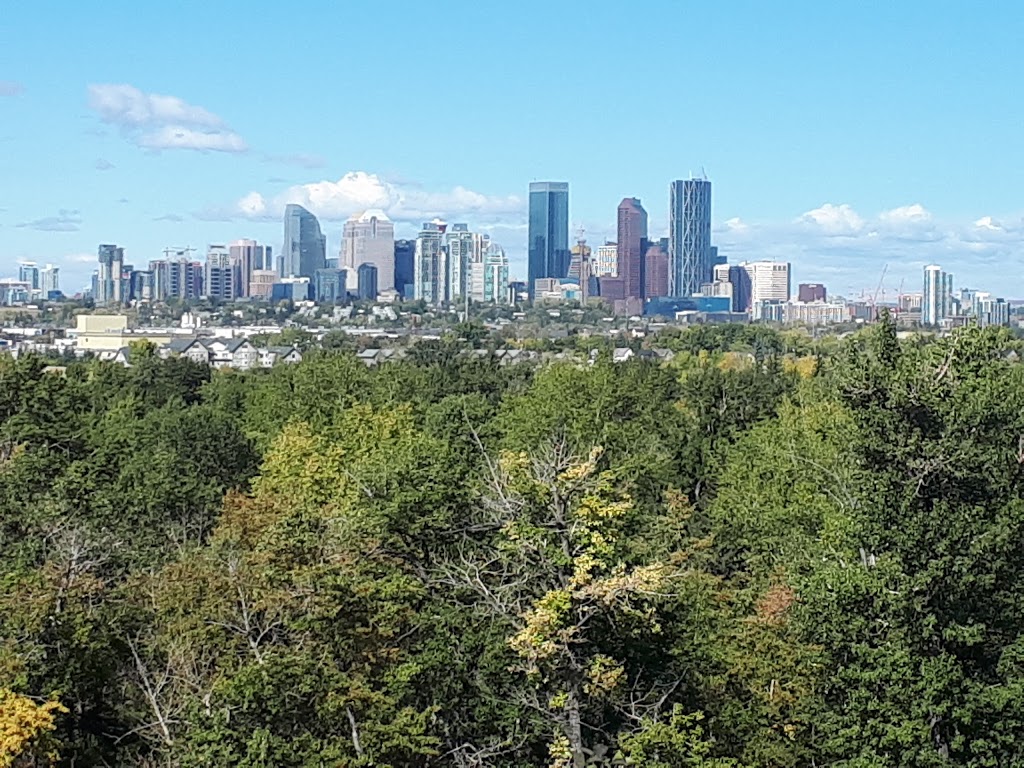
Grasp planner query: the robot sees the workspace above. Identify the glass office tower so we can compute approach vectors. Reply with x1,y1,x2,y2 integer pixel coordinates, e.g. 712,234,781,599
669,178,712,297
282,204,327,279
527,181,570,298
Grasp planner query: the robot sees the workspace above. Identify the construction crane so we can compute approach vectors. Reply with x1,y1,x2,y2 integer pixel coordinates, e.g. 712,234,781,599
870,264,888,319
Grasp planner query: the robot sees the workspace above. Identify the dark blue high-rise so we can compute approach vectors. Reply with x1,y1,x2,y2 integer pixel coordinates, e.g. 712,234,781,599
527,181,570,297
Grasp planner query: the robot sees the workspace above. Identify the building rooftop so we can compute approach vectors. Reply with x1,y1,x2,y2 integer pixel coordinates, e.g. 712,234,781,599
352,208,390,222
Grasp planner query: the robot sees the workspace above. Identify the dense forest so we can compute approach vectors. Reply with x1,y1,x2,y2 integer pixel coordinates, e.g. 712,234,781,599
5,317,1024,767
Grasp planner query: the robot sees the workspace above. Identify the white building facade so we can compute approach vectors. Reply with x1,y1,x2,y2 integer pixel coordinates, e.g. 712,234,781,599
341,210,395,292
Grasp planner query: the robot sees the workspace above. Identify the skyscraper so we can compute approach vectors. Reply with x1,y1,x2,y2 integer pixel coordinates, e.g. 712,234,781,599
445,224,474,301
314,268,347,303
484,242,510,303
18,262,39,292
282,204,326,279
96,244,124,305
415,220,449,305
527,181,570,297
742,261,791,318
616,198,648,300
341,210,395,292
669,178,712,297
923,264,953,325
230,239,271,298
394,240,416,298
594,242,618,277
644,243,669,299
39,265,60,297
205,245,237,300
357,263,379,301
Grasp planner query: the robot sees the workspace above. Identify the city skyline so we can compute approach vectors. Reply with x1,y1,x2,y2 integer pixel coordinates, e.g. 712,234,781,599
2,2,1024,295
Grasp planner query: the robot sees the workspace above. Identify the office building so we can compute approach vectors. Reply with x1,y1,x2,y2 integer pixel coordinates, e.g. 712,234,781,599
271,277,312,303
18,262,39,292
282,204,326,279
445,224,474,301
743,261,791,304
468,239,509,304
39,265,60,297
784,301,847,326
973,292,1010,327
594,242,618,277
168,258,204,300
357,263,379,301
617,198,648,300
742,261,790,319
230,239,271,298
484,242,509,303
394,240,416,298
315,268,347,303
249,270,277,299
669,178,712,297
97,244,124,305
566,238,592,300
341,210,395,292
644,243,669,299
923,265,953,326
599,277,626,302
798,283,827,303
728,265,752,313
415,220,449,305
204,245,237,300
149,260,168,301
130,270,154,302
527,181,570,297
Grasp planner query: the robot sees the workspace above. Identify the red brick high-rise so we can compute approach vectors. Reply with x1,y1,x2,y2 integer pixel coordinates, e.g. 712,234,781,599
644,244,669,299
617,198,648,300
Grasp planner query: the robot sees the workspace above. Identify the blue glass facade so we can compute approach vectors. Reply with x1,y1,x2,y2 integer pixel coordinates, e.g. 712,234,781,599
527,182,570,297
668,179,712,297
393,240,415,297
357,263,379,301
315,268,347,303
282,204,327,279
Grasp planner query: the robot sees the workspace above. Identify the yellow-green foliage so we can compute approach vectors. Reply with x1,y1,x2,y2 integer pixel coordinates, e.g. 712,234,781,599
0,690,65,768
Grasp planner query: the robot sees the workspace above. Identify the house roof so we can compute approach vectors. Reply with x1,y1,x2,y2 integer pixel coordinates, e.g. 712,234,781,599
166,337,206,353
224,338,254,353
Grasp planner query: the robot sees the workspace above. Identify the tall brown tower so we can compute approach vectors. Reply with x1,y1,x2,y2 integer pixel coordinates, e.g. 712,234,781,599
617,198,648,300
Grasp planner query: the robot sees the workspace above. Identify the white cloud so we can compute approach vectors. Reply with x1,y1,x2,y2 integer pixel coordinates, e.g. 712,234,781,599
94,158,115,171
137,126,247,153
798,203,865,235
974,215,1003,231
225,171,524,224
879,203,932,224
717,216,749,234
86,83,247,153
714,203,1024,297
0,81,24,97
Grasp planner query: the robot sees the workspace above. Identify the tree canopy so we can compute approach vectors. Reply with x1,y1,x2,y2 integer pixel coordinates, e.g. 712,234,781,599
3,318,1024,766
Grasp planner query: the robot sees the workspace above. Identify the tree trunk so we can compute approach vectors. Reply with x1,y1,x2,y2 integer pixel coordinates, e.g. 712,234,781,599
566,688,585,768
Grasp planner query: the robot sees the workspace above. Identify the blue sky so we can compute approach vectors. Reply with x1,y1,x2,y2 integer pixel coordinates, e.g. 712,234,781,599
2,0,1023,297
